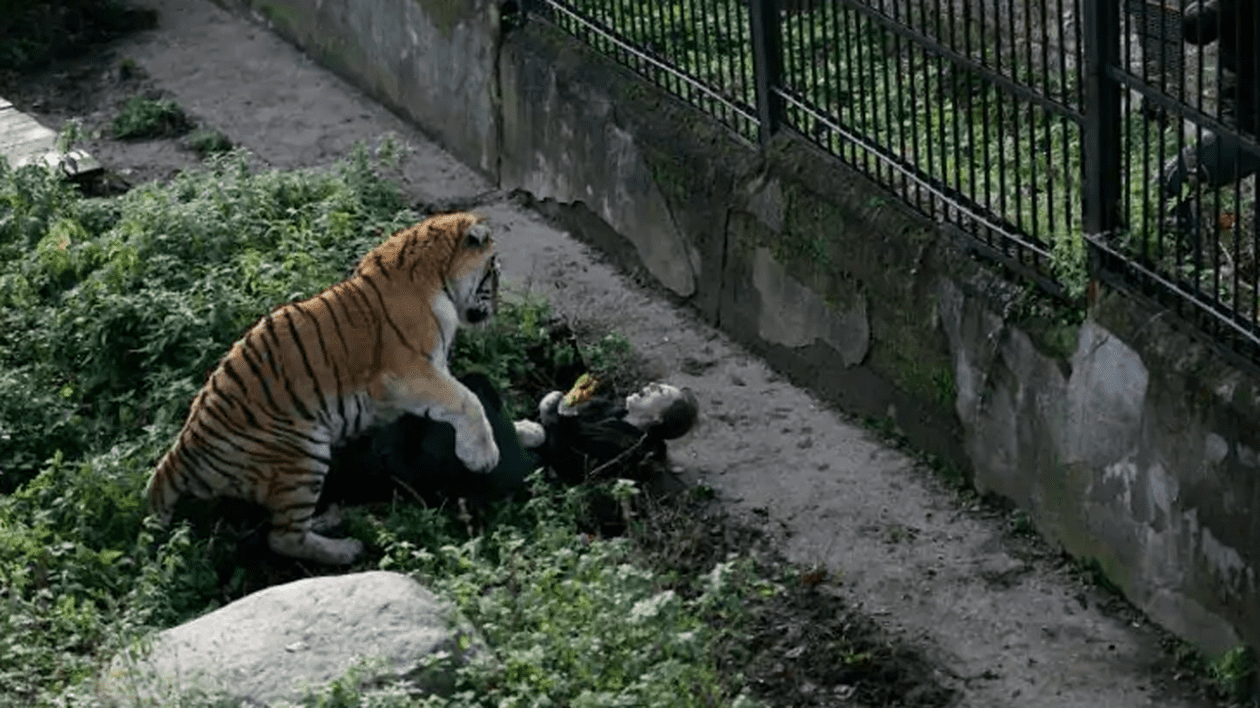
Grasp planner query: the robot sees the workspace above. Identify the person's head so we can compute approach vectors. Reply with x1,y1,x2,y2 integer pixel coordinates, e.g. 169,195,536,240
623,383,699,439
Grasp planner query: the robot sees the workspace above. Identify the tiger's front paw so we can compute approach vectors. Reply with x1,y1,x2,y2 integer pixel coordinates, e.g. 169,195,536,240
457,421,500,473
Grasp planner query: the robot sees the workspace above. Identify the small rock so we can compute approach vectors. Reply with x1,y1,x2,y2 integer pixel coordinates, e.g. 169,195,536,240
680,356,717,375
975,554,1031,589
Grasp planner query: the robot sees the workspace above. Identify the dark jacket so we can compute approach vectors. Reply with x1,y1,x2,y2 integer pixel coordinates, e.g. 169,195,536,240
537,392,666,484
324,373,537,507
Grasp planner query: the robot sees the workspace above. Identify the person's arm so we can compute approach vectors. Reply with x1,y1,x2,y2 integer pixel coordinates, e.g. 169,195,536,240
1183,0,1223,45
538,390,564,426
514,420,546,449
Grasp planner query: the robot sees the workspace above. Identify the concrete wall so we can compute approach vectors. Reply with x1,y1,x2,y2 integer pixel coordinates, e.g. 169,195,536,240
500,16,1260,659
233,0,1260,657
220,0,501,178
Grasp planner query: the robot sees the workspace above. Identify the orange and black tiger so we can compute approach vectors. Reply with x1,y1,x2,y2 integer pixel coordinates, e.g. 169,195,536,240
145,212,501,564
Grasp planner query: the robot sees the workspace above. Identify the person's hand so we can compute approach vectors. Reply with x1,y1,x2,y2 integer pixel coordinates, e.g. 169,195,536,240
514,420,546,449
539,390,563,426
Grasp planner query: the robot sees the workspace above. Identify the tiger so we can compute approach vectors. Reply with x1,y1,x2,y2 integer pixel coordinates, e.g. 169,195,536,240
144,212,502,565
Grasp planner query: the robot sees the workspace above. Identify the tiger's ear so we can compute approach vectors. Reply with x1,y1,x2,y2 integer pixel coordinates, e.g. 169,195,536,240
464,222,491,248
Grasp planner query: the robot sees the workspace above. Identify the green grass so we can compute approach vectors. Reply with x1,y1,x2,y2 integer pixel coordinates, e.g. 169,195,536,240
111,96,192,140
184,128,232,157
0,145,417,704
362,483,739,707
0,145,411,493
0,148,772,707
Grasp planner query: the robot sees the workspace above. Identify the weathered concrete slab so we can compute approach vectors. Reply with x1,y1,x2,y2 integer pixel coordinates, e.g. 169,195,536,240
0,97,99,176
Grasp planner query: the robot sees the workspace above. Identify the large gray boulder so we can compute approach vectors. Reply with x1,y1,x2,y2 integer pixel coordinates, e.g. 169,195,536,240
96,571,480,706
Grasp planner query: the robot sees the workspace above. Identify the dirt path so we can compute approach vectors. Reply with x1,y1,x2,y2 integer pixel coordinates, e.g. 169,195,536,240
5,0,1230,705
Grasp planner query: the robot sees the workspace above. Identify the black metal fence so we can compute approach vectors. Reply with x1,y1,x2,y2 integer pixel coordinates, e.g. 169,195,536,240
1094,0,1260,365
532,0,1260,368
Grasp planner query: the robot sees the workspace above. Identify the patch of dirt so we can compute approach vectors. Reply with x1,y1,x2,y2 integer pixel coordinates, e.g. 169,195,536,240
3,1,1250,707
1,49,213,191
631,489,957,707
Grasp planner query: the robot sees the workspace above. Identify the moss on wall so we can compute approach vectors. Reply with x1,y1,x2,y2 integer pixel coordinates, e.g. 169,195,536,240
250,0,304,35
766,168,956,419
646,153,695,220
411,0,475,40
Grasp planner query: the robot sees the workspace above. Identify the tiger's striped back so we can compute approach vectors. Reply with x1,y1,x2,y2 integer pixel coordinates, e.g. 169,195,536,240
145,212,501,565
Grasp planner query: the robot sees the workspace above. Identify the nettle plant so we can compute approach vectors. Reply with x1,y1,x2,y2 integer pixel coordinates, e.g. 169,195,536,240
0,145,413,493
0,148,767,707
0,145,417,703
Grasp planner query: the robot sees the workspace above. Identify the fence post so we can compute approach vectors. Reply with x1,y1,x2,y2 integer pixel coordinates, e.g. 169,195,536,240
1081,0,1123,239
749,0,782,145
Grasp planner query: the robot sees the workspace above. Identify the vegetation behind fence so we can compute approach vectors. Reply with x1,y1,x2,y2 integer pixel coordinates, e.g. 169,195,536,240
534,0,1260,370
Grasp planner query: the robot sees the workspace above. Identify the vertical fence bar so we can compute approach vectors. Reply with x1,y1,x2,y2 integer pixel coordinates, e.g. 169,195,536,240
1082,0,1122,238
749,0,782,145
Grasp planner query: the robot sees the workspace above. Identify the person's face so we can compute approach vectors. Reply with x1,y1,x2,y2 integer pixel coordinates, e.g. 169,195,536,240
625,383,683,425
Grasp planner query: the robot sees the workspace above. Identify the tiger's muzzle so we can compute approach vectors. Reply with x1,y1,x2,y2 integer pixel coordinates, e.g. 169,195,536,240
465,254,500,325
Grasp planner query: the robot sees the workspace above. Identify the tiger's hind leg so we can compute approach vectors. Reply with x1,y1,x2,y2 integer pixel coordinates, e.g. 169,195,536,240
266,477,363,566
268,512,364,565
310,503,345,534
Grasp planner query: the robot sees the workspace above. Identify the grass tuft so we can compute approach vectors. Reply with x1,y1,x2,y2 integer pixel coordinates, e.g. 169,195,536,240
184,128,232,157
111,95,193,140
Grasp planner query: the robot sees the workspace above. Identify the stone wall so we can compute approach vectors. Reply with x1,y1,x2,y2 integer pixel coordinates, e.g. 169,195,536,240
226,0,1260,657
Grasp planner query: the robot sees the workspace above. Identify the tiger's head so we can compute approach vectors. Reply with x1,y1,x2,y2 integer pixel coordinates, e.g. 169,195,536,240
447,218,500,326
361,212,500,328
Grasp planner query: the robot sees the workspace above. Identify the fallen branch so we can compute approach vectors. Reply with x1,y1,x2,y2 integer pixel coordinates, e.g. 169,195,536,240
586,432,651,481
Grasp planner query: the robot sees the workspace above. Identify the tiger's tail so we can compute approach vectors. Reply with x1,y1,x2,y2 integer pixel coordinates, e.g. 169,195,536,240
145,445,183,526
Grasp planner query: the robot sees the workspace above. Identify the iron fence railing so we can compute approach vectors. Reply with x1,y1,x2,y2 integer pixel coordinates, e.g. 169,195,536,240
1088,0,1260,365
542,0,760,140
768,0,1083,295
529,0,1260,368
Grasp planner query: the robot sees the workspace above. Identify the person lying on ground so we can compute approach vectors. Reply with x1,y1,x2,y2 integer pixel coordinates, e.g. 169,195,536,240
513,374,700,484
323,373,700,510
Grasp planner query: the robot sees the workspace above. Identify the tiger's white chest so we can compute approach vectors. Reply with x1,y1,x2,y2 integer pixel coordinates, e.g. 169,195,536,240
428,290,461,372
320,290,463,446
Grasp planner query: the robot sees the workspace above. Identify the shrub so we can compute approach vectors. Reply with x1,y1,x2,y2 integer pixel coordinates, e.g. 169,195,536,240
184,128,232,157
0,146,414,492
0,145,424,704
0,0,147,72
0,147,766,707
111,96,193,139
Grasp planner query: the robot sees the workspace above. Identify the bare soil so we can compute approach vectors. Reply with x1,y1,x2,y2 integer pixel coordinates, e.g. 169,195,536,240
0,0,1248,705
